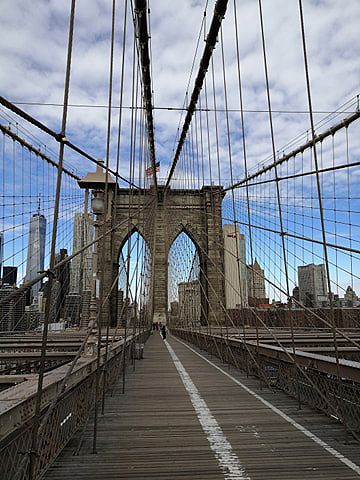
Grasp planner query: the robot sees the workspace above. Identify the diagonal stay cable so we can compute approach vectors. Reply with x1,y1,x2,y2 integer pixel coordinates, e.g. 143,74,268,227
225,109,360,192
0,95,140,190
0,124,80,180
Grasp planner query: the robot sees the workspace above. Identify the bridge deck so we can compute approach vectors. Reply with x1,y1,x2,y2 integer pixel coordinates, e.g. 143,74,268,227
45,333,360,479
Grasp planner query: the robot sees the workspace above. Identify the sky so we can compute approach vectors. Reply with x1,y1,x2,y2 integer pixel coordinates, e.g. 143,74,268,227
0,0,359,177
0,0,359,297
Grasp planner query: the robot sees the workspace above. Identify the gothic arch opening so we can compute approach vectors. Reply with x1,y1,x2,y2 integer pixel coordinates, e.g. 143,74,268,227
116,228,151,327
167,230,202,327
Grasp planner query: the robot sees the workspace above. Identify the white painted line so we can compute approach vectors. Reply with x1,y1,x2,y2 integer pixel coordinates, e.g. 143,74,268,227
173,336,360,476
164,340,250,480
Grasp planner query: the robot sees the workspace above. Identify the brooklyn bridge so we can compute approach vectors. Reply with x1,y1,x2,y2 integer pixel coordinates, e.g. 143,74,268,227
0,0,359,478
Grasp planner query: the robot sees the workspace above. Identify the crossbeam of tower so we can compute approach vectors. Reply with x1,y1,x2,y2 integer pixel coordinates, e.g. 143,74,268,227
164,0,229,193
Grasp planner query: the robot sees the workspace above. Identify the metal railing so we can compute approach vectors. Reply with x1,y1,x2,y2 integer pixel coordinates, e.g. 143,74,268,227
172,328,360,434
0,329,150,480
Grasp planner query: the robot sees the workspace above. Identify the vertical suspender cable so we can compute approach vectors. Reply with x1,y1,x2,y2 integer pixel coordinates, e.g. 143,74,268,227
258,0,296,357
93,0,117,447
164,0,229,193
297,0,340,375
233,0,256,362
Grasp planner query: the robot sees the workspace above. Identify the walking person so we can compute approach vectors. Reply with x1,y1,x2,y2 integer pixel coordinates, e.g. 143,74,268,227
160,324,167,340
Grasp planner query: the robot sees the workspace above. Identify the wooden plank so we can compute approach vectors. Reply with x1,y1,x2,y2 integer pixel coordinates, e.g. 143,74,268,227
44,333,360,479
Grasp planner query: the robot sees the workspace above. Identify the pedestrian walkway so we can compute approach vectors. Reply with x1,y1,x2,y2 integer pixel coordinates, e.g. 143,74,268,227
45,333,360,479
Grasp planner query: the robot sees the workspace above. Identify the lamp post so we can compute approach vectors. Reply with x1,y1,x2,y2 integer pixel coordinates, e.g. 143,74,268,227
89,190,104,329
77,163,115,334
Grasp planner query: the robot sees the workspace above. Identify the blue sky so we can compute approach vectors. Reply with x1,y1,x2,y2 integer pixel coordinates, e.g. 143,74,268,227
0,0,359,298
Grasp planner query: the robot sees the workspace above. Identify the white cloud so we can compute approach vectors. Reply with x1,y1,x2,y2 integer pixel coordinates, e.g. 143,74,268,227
0,0,359,293
0,0,358,175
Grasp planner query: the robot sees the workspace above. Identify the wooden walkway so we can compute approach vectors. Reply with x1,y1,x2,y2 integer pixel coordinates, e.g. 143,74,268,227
45,333,360,479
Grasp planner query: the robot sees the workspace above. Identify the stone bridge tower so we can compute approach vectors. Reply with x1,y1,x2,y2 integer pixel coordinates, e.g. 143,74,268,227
99,186,225,326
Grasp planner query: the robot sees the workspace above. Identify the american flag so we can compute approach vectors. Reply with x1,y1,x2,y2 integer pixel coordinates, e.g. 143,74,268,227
145,161,160,176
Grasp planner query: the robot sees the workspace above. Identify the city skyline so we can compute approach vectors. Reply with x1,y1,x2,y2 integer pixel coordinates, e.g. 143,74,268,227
0,210,358,310
0,0,358,327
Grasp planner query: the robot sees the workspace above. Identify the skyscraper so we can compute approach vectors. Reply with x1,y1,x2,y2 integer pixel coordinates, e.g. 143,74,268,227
117,289,125,326
178,280,201,323
0,285,26,332
0,232,3,279
247,260,267,306
344,286,359,307
55,248,70,315
298,263,328,307
70,213,93,293
223,224,248,308
40,279,61,323
2,266,17,286
25,213,46,297
63,293,81,325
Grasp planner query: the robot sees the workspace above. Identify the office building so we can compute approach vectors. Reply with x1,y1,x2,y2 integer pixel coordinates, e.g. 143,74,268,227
41,279,61,322
168,301,179,325
178,280,200,323
298,263,328,307
292,286,300,303
117,289,125,326
247,260,267,306
2,266,17,286
55,248,70,315
70,213,93,294
344,286,359,308
25,213,46,297
223,224,248,308
25,302,45,330
170,301,179,317
0,285,26,332
63,293,81,326
0,232,3,279
80,289,92,328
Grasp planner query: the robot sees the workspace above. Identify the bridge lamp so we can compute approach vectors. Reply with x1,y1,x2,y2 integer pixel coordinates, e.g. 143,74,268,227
78,161,116,216
91,190,105,216
77,162,116,328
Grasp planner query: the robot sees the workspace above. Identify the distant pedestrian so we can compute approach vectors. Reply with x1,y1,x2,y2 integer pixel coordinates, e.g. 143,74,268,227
160,324,167,340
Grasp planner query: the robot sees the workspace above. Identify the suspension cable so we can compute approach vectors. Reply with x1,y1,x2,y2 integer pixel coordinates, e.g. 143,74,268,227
164,0,229,193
